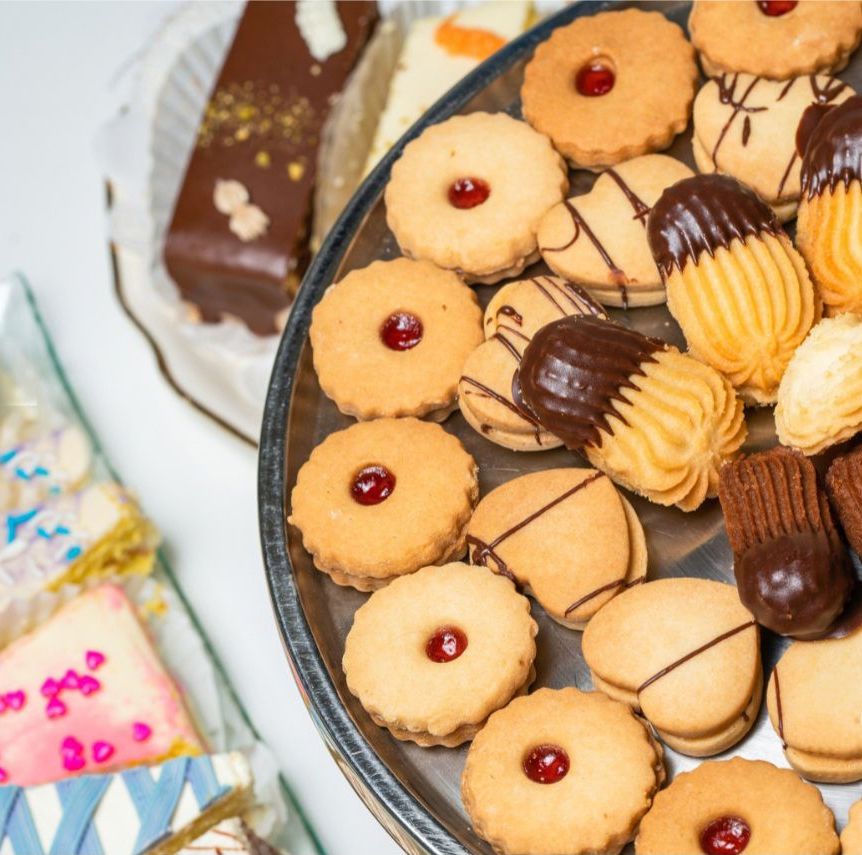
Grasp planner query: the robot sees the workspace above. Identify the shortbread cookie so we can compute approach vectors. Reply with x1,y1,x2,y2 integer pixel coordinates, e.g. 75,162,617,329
517,315,747,511
693,73,854,220
521,9,698,169
826,447,862,556
385,112,567,283
647,174,819,405
310,259,483,420
460,282,606,452
462,688,665,855
719,447,853,639
635,757,840,855
776,315,862,455
689,1,862,80
288,419,478,591
466,468,646,629
343,563,537,747
583,578,761,757
537,155,694,308
796,96,862,314
768,623,862,782
842,800,862,855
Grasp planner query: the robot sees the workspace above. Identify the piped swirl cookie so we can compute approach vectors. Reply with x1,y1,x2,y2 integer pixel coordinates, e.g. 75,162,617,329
521,9,698,169
647,174,819,405
692,73,854,221
343,563,537,747
385,112,567,283
537,155,694,308
288,418,478,591
462,688,665,855
466,468,647,629
796,96,862,315
583,578,762,757
689,0,862,80
516,315,747,511
310,259,483,420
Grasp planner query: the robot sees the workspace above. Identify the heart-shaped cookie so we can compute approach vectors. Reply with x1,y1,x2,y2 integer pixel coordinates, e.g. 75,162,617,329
583,578,761,756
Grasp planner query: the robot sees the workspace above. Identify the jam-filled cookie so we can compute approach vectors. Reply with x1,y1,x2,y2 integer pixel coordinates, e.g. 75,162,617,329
796,96,862,314
288,418,478,591
776,315,862,455
719,447,853,639
310,259,483,420
842,800,862,855
343,563,537,747
537,155,694,308
385,112,567,284
583,578,761,757
462,688,665,855
647,174,819,405
693,73,855,221
459,279,606,452
689,0,862,80
516,315,747,511
521,9,698,169
466,468,647,629
768,623,862,783
635,757,839,855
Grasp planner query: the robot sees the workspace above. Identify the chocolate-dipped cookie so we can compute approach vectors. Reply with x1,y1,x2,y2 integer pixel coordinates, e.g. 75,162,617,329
826,447,862,556
516,315,747,511
647,174,819,405
718,447,853,639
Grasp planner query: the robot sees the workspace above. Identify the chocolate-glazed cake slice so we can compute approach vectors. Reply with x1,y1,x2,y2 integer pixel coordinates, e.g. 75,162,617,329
827,446,862,557
164,1,377,336
719,446,853,639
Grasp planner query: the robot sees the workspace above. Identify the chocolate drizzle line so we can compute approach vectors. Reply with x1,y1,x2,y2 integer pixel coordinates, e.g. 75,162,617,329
460,375,543,442
605,169,651,223
801,95,862,199
496,305,523,326
712,74,766,165
773,667,786,748
564,575,645,617
636,620,756,695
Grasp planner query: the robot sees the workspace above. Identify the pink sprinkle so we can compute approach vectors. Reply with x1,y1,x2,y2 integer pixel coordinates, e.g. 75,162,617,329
78,676,100,696
61,736,83,756
4,692,25,711
0,697,6,714
62,755,85,772
45,697,67,719
85,650,105,670
131,722,152,742
0,768,8,784
61,670,79,691
92,741,115,763
40,678,60,698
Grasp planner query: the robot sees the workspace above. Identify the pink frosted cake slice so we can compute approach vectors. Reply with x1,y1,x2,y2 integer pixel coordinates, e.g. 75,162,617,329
0,583,204,786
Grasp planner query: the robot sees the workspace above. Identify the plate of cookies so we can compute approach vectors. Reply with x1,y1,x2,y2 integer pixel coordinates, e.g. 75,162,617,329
259,1,862,853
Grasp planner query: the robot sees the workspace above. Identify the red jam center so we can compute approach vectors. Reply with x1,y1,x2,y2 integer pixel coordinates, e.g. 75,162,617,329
575,62,615,97
523,744,570,784
425,627,468,663
380,312,423,351
700,816,752,855
448,177,491,209
756,0,797,15
350,465,396,506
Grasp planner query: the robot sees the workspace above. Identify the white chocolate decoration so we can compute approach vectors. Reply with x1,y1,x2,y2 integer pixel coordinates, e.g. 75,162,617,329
213,180,269,242
296,0,346,63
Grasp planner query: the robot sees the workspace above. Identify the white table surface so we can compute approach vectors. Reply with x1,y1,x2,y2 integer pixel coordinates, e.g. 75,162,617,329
0,3,399,853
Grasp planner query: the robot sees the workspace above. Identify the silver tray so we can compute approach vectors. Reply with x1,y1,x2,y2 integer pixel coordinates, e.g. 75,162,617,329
259,3,862,852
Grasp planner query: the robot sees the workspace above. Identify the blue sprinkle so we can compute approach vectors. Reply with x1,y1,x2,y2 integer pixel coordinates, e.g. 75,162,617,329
65,546,82,561
55,525,70,536
36,527,52,539
6,508,38,544
0,449,17,464
14,467,31,481
34,466,49,477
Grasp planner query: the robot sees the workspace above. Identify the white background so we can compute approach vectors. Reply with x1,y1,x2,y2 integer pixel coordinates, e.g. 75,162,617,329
0,3,398,853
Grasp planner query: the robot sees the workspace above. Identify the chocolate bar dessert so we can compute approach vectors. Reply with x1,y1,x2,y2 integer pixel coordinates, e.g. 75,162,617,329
164,1,377,336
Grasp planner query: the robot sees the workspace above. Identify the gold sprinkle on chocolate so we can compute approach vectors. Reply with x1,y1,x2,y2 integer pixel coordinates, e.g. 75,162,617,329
255,150,271,169
310,64,322,77
287,161,305,181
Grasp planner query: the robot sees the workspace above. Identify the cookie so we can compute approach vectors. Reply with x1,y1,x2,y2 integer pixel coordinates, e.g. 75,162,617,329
583,578,761,757
537,155,694,308
466,468,647,629
343,563,537,747
692,73,855,221
635,757,840,855
521,9,698,169
647,174,820,405
842,800,862,855
459,280,606,452
689,1,862,80
796,96,862,315
767,623,862,782
461,687,665,855
385,112,567,283
310,258,483,420
517,315,747,511
719,447,854,638
826,447,862,555
288,418,478,591
775,315,862,455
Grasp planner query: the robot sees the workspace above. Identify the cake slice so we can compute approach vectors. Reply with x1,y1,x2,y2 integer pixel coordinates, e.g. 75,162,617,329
0,752,252,855
0,584,203,786
180,818,283,855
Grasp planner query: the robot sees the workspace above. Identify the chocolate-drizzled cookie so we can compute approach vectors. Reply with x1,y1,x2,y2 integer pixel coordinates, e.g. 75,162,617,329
647,174,819,405
517,315,746,511
719,447,853,639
